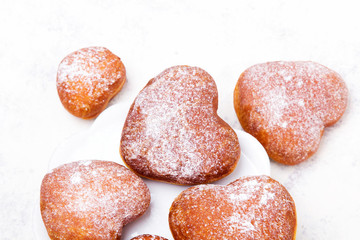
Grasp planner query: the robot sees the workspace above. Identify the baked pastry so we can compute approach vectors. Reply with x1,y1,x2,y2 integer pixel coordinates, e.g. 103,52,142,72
120,65,240,185
57,46,126,119
234,61,348,165
130,234,168,240
40,160,150,240
169,175,297,240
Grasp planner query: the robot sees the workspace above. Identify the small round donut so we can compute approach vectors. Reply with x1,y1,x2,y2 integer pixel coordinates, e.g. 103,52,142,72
40,160,150,240
130,234,168,240
169,175,297,240
234,61,348,165
120,65,240,185
57,46,126,119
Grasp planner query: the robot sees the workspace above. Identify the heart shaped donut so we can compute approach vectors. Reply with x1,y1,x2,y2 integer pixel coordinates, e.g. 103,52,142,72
234,61,348,165
169,175,296,240
120,65,240,185
57,46,126,119
40,160,150,240
130,234,168,240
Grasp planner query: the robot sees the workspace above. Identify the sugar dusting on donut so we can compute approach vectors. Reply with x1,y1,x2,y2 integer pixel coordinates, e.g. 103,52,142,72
56,47,125,118
121,65,240,184
224,176,294,238
236,61,348,164
169,175,296,239
40,160,150,239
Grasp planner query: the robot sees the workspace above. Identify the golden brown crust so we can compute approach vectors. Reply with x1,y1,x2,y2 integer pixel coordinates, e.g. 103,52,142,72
234,61,348,165
169,175,297,240
56,46,126,119
120,65,240,185
130,234,168,240
40,160,150,240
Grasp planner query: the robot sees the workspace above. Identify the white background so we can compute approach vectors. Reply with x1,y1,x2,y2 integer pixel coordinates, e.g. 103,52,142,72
1,0,360,239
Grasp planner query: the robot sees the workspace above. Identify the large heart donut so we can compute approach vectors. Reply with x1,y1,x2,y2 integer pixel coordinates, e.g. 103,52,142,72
234,61,348,165
169,175,296,240
40,160,150,240
120,65,240,185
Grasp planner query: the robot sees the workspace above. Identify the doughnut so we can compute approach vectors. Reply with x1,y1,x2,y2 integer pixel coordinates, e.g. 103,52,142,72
40,160,150,240
120,65,240,185
130,234,168,240
57,46,126,119
169,175,297,240
234,61,348,165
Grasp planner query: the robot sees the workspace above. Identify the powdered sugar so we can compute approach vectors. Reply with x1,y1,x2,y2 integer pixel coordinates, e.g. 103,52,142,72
70,171,82,184
236,61,348,164
121,65,240,184
40,160,150,239
169,175,296,239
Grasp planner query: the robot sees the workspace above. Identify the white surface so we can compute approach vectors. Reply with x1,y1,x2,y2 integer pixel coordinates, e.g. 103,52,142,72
33,101,269,239
1,0,360,239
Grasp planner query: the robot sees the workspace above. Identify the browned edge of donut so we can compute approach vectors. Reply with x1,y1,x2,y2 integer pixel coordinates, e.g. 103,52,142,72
82,71,126,119
130,234,169,240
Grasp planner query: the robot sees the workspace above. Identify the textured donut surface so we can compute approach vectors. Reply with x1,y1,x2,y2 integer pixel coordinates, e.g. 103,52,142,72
169,175,296,240
120,65,240,185
40,160,150,240
234,61,348,165
57,46,126,119
130,234,168,240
